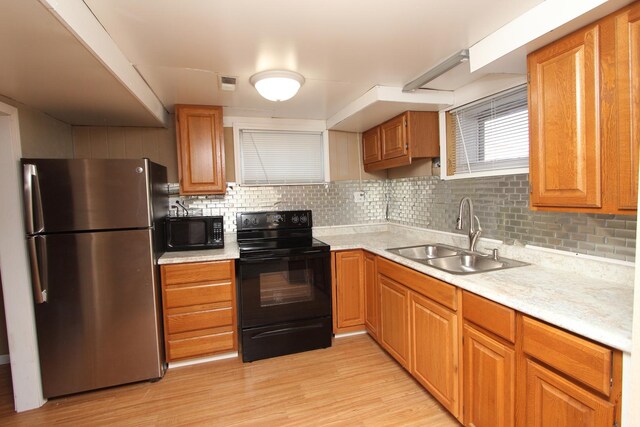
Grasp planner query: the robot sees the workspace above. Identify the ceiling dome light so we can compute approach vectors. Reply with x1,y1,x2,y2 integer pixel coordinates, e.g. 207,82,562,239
250,70,305,102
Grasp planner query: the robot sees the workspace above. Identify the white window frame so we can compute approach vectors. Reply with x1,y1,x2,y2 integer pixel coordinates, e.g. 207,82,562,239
227,117,330,186
439,81,529,180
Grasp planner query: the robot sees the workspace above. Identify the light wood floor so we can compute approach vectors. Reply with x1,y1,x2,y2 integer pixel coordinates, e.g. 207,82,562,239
0,334,459,426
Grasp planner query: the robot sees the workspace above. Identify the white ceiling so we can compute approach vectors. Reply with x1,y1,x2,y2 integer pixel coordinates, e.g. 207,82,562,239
82,0,543,122
5,0,633,128
0,0,163,126
18,0,627,129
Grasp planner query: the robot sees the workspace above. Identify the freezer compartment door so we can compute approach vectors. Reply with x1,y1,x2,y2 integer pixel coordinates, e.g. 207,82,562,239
22,158,153,233
34,229,165,398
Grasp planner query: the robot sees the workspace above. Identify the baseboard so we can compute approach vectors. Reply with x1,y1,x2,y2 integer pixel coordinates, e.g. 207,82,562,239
168,352,238,369
334,330,367,339
0,354,9,365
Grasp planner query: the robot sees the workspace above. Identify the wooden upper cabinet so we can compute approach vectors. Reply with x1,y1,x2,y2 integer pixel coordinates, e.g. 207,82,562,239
524,359,614,427
528,24,602,209
528,3,639,214
362,127,382,164
334,250,365,331
362,111,439,172
410,292,459,417
175,105,226,195
363,252,379,340
378,274,411,369
616,3,640,210
463,324,515,427
381,114,407,160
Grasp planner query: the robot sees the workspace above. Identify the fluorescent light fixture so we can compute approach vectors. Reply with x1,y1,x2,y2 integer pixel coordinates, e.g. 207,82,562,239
403,49,470,92
250,70,305,102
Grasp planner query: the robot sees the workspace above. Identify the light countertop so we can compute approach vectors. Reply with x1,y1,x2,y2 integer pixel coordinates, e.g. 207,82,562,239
158,224,634,352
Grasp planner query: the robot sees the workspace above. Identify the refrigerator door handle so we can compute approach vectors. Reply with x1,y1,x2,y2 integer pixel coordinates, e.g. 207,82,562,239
27,236,48,304
23,164,45,234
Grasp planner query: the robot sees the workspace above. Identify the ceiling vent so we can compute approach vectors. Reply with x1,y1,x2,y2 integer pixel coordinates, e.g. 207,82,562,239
219,75,237,91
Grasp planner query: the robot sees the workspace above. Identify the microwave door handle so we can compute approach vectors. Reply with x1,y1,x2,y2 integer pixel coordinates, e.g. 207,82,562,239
27,236,48,303
23,164,45,234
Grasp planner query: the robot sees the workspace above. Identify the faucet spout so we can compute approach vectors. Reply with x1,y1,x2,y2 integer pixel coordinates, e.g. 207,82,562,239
457,197,482,252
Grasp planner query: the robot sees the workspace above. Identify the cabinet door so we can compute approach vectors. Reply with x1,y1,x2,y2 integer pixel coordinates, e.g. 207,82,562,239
335,250,365,329
411,292,459,417
616,4,640,210
524,359,614,427
463,324,515,427
362,127,382,165
176,105,226,195
363,252,379,339
528,24,602,208
380,114,408,160
379,274,410,368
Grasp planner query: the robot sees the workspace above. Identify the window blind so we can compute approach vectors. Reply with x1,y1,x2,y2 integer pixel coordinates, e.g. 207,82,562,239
447,85,529,177
239,129,325,185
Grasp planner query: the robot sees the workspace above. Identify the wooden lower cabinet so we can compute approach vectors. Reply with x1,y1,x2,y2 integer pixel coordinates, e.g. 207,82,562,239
161,260,237,362
378,274,411,369
347,256,622,427
518,315,621,427
333,250,365,333
363,251,379,340
411,292,459,417
524,359,614,427
463,324,515,427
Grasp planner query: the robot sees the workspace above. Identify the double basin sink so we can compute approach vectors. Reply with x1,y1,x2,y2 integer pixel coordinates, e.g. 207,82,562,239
387,243,528,275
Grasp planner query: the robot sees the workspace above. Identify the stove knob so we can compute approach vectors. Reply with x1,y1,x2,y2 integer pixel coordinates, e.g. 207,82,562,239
300,214,308,224
252,218,259,225
243,218,250,226
292,215,299,224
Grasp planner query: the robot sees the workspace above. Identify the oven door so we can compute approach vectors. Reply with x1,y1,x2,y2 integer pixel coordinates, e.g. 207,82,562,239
238,250,331,328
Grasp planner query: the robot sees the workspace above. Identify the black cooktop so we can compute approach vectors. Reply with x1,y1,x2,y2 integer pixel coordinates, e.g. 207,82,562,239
239,237,329,253
237,210,329,257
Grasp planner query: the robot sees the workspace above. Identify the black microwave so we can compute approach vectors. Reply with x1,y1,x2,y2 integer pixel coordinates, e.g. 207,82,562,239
165,216,224,251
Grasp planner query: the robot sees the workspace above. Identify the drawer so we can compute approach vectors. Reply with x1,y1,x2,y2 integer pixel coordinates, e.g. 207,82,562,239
462,291,515,343
165,282,232,308
522,316,612,396
167,307,233,334
168,331,235,360
162,260,233,285
378,257,456,310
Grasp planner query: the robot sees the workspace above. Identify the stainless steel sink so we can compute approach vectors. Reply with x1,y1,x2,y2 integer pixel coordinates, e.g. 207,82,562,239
425,253,527,274
387,244,461,260
386,244,528,275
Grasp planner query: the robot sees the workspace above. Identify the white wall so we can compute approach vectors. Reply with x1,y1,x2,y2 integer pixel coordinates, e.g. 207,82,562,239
0,95,73,159
0,101,45,411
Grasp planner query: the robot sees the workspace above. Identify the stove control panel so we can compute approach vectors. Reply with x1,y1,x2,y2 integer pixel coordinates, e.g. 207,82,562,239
237,210,312,231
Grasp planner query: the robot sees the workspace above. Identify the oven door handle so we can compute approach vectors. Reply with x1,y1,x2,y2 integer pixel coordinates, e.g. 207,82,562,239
239,251,328,264
251,322,326,339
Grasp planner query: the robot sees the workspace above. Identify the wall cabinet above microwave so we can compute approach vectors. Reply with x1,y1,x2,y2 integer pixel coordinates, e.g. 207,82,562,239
175,105,226,195
362,111,439,172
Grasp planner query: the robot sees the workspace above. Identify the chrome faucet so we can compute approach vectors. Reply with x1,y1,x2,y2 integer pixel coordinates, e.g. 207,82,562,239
456,197,482,252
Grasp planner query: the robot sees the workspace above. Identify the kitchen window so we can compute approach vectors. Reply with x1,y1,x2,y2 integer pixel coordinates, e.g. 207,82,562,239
235,128,327,185
443,85,529,179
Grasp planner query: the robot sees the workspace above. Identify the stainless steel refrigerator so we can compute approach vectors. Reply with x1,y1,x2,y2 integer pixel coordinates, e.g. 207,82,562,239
22,158,168,398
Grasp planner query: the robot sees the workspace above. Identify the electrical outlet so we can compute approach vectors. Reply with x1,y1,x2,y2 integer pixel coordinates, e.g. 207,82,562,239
353,191,366,203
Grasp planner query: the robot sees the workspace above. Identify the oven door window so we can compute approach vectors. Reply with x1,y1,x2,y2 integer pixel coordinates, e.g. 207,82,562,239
260,262,314,307
239,252,331,327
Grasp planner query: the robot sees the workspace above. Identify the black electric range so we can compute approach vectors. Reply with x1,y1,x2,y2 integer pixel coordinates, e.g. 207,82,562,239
236,210,332,362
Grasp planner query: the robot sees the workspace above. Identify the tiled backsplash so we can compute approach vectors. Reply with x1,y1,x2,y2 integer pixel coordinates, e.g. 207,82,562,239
170,181,386,233
171,173,637,262
386,174,636,262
